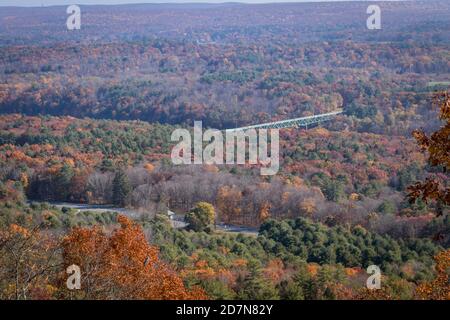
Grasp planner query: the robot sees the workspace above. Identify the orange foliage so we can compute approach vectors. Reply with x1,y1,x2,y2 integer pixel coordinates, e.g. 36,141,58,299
259,201,271,222
344,267,362,277
0,223,59,300
299,198,316,216
307,263,319,277
263,259,284,283
62,215,207,300
408,92,450,215
216,186,242,223
144,163,155,173
232,258,248,268
416,249,450,300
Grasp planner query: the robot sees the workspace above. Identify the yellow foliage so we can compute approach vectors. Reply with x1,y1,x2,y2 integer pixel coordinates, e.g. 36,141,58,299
349,193,360,201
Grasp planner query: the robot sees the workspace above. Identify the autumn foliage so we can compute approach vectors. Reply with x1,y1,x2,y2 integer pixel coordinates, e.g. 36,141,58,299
61,215,206,300
0,0,449,301
408,92,450,216
416,249,450,300
0,223,60,300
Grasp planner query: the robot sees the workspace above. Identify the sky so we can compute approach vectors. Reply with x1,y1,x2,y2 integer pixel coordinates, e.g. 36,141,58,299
0,0,386,7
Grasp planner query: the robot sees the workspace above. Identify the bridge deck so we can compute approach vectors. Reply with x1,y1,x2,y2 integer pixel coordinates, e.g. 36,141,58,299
226,109,343,132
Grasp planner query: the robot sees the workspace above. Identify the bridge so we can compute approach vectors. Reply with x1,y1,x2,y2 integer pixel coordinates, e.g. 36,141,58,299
226,109,343,132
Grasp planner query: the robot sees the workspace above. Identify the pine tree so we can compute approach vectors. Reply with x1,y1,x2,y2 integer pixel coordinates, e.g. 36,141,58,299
236,261,280,300
112,169,131,207
55,163,74,200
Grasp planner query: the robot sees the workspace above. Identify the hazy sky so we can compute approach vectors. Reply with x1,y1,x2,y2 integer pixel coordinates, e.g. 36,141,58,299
0,0,383,7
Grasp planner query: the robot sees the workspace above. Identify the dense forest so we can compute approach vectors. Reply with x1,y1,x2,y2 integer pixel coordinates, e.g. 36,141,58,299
0,2,449,134
0,1,449,300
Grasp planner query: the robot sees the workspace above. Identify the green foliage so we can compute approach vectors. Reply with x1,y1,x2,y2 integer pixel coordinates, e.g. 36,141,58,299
112,169,131,207
200,71,258,85
185,202,216,232
421,215,450,247
311,172,345,202
259,217,440,280
393,163,422,191
236,262,280,300
54,163,75,200
0,202,118,230
145,214,442,299
346,103,377,119
193,278,235,300
377,200,397,215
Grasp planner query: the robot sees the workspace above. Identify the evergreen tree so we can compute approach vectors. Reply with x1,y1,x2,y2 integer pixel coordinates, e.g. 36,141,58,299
236,261,280,300
112,169,131,207
55,163,74,200
277,280,304,300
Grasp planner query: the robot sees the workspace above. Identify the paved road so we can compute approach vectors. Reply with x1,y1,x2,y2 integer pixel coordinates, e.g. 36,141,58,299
215,223,259,235
45,202,143,218
37,202,259,235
